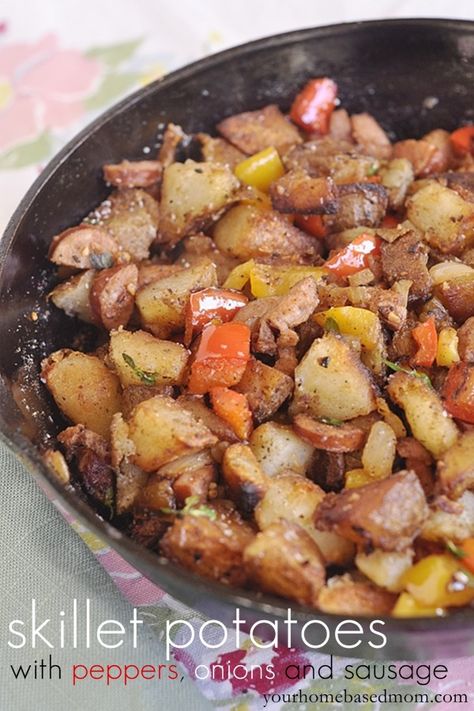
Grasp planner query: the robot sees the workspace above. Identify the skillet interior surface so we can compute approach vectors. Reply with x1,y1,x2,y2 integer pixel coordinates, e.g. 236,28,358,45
1,18,474,660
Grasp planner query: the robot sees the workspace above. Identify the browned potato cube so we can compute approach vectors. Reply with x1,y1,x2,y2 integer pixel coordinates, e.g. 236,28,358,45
128,395,217,472
41,350,122,438
318,575,396,615
315,470,428,551
437,431,474,499
161,501,254,586
217,104,302,155
436,274,474,323
49,269,95,323
235,358,293,422
222,443,269,516
244,522,326,606
270,171,338,215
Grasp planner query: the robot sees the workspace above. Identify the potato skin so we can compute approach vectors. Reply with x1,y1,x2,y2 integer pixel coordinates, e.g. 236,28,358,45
41,350,122,438
217,104,302,155
161,502,254,586
222,443,269,516
387,371,458,458
315,470,429,552
128,395,217,472
437,431,474,499
244,521,326,606
235,358,293,422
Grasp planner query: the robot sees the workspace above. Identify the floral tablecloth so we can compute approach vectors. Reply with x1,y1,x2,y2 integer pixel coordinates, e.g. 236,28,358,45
1,1,474,709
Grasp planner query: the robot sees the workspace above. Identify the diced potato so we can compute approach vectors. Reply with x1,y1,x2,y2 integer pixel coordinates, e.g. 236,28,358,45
213,204,317,263
387,372,459,458
222,443,269,515
217,104,302,155
293,333,377,421
136,259,217,337
197,132,246,168
361,421,397,479
318,575,396,615
421,491,474,543
406,182,474,254
159,160,239,244
269,171,338,214
90,188,159,260
255,472,325,530
250,422,315,477
128,395,217,471
437,431,474,498
41,350,122,438
109,329,188,387
355,549,414,592
161,502,254,586
316,470,428,551
314,306,382,350
235,358,293,422
380,158,414,210
177,395,239,443
309,530,355,567
110,412,148,514
243,522,326,606
49,270,95,323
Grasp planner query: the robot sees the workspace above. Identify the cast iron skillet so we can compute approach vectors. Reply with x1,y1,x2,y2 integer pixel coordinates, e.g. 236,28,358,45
1,19,474,660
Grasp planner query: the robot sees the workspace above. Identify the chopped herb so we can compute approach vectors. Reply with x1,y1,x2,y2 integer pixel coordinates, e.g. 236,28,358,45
160,495,216,521
367,162,379,177
447,542,474,588
122,352,158,385
320,417,343,427
90,251,114,269
324,316,340,334
382,358,432,388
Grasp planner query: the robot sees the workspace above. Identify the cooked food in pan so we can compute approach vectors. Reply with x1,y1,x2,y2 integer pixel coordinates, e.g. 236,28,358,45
40,77,474,617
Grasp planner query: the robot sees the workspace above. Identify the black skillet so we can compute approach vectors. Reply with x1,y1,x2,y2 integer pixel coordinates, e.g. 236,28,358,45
1,19,474,660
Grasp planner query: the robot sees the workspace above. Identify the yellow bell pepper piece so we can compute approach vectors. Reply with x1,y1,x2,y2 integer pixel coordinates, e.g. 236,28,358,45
344,468,373,489
436,326,460,367
314,306,381,350
392,592,445,618
250,263,326,297
402,554,474,608
235,146,285,192
223,259,254,290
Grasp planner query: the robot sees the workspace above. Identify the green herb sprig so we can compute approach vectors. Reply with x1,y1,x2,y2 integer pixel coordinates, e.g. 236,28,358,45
122,353,159,386
160,495,216,521
382,358,432,388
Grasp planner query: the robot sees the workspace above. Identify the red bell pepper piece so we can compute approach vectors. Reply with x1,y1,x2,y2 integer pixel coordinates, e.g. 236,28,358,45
450,125,474,155
188,322,250,394
460,539,474,574
294,214,327,238
324,233,381,278
210,387,253,440
290,77,338,134
184,287,248,345
442,362,474,424
411,317,438,368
